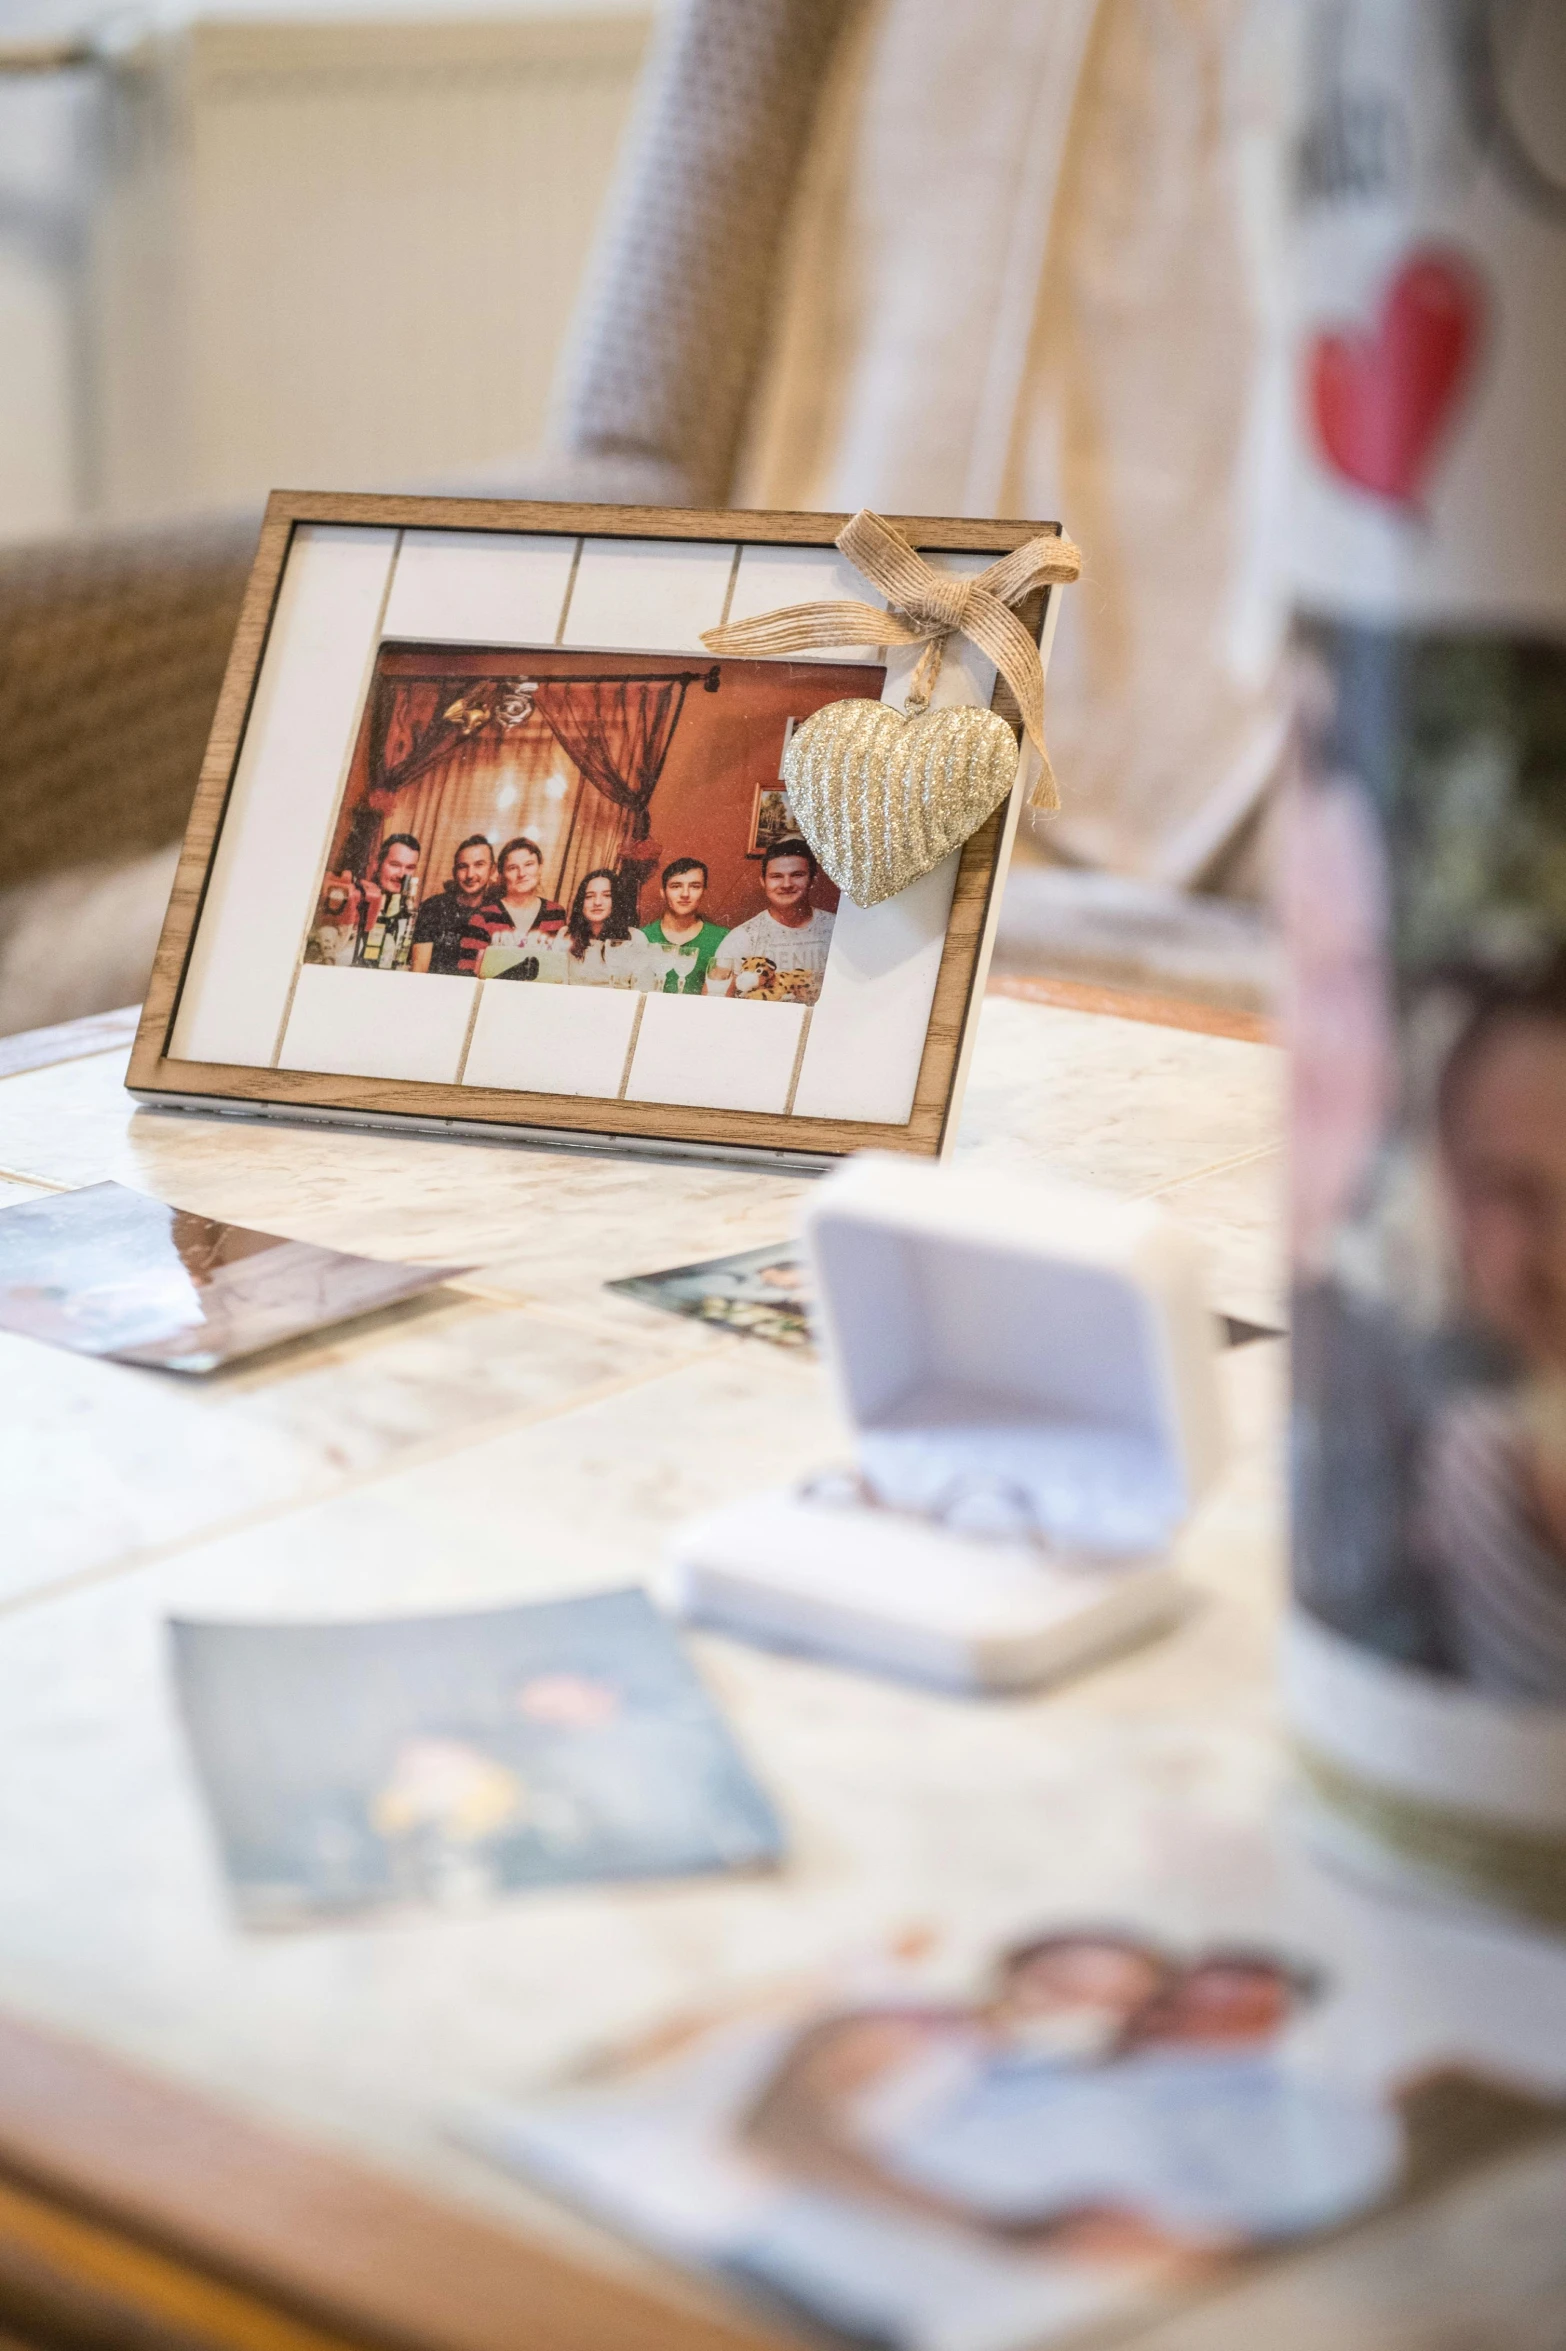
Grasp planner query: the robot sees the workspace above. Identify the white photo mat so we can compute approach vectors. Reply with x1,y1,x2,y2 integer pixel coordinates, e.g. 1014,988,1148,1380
166,523,1025,1131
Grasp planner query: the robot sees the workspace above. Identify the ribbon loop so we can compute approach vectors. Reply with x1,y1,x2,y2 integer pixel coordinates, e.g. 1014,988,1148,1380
702,509,1080,813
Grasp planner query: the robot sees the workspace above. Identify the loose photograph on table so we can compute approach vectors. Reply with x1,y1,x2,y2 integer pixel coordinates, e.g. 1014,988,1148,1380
609,1250,1275,1361
304,641,871,1006
0,1180,465,1373
464,1922,1564,2351
172,1589,783,1927
608,1242,813,1350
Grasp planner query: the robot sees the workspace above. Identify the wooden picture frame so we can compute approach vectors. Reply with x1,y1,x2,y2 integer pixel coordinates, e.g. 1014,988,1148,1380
129,493,1061,1169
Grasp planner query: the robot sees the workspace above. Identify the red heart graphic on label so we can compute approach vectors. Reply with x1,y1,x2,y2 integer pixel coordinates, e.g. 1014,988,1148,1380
1308,247,1486,507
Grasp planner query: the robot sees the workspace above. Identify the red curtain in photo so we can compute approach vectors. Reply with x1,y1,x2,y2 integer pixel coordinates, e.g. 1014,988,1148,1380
367,677,498,808
531,676,690,844
342,668,702,898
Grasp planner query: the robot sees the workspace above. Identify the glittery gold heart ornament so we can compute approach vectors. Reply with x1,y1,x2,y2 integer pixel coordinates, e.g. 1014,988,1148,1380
701,508,1081,911
782,700,1020,908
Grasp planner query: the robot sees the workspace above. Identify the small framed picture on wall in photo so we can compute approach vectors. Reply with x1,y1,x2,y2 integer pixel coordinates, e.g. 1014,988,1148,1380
747,777,802,861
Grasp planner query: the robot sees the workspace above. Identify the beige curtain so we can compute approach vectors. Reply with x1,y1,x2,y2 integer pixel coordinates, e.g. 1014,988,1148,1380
532,675,691,842
735,0,1289,889
374,719,627,911
551,782,634,918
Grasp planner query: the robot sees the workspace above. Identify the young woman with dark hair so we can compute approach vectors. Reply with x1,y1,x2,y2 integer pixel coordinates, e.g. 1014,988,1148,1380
562,868,654,988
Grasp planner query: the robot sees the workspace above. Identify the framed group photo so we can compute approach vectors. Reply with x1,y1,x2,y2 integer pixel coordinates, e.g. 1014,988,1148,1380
131,495,1063,1167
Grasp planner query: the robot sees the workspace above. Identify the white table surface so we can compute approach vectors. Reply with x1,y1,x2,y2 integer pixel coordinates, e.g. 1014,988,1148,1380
1,996,1563,2342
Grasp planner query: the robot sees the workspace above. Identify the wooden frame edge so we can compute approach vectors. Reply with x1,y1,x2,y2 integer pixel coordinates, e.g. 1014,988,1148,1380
252,491,1062,554
130,496,1059,1156
131,507,297,1089
0,2012,786,2351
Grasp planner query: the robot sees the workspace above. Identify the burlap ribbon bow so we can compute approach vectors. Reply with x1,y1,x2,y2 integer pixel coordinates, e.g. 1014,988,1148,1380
702,508,1082,811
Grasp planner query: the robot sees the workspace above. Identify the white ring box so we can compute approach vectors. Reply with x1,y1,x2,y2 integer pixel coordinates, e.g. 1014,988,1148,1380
660,1155,1224,1693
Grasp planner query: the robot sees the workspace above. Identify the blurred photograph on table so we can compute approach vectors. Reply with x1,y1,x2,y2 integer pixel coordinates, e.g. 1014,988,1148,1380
0,1181,466,1373
172,1590,782,1928
608,1243,814,1350
609,1246,1275,1358
466,1923,1564,2351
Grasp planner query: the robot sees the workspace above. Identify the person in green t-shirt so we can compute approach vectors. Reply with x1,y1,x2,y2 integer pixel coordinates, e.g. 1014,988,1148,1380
641,856,729,994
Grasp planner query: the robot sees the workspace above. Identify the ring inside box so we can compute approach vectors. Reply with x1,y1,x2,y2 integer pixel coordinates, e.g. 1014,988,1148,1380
666,1159,1224,1693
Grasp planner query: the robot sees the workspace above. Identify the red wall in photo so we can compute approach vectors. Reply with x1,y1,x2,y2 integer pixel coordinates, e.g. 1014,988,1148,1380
639,657,884,928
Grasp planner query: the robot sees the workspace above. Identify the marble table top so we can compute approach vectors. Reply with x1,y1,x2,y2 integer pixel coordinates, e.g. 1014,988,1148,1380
1,996,1563,2346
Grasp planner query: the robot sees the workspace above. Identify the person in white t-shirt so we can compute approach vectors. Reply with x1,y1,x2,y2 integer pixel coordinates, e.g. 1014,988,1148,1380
708,836,836,1006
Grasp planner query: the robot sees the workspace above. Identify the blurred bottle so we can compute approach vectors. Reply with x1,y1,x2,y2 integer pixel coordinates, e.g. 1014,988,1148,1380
360,900,389,967
389,874,421,971
1284,2,1566,1925
363,875,420,971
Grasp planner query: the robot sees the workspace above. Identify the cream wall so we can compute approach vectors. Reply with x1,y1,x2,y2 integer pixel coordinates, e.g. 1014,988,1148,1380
0,70,92,542
0,3,655,542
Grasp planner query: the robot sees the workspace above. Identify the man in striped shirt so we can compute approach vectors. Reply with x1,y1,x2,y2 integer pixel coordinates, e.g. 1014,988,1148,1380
458,836,566,977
